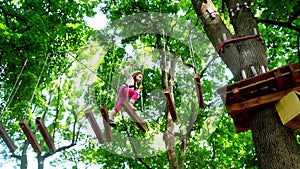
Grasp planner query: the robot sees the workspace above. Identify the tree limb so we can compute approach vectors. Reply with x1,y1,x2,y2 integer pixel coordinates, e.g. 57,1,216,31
257,18,300,32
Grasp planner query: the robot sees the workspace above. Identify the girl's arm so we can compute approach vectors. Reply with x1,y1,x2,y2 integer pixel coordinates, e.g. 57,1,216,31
124,62,134,79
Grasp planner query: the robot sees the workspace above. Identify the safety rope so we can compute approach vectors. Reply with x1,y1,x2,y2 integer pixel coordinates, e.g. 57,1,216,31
3,59,28,112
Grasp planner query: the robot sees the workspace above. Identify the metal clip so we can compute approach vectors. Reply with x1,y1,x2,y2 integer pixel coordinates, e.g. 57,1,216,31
260,65,266,73
206,7,216,20
244,2,250,8
230,8,234,17
236,3,240,11
241,70,247,80
250,66,257,76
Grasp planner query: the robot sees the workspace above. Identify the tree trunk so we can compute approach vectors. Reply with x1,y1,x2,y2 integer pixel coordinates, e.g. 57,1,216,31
37,154,45,169
157,33,178,169
191,0,300,168
248,106,300,168
20,142,29,169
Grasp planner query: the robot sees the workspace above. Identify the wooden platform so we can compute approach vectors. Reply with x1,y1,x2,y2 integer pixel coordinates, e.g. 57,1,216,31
194,74,204,108
0,123,17,152
164,89,177,122
19,119,42,152
36,117,56,152
85,109,104,144
121,101,147,132
217,63,300,133
100,106,113,142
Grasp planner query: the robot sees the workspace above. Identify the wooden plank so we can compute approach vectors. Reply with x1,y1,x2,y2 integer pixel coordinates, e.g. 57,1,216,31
226,62,298,91
164,89,178,122
232,87,242,101
85,109,104,144
289,65,297,85
121,101,147,132
194,74,204,108
218,63,299,105
226,85,300,115
35,117,56,152
19,120,41,152
285,114,300,130
274,70,284,90
225,72,294,104
0,123,17,152
231,112,250,133
100,106,112,142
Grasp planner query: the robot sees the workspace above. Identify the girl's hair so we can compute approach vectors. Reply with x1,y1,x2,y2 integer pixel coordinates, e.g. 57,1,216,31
132,71,143,82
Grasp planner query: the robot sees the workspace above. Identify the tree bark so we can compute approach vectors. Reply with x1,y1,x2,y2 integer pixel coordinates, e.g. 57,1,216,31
248,106,300,168
37,154,45,169
191,0,300,168
20,142,29,169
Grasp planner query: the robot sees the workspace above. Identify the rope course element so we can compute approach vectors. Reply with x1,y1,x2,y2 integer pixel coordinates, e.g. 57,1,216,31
85,109,104,144
27,54,50,113
100,106,113,142
19,119,42,152
0,123,17,152
35,117,56,152
3,59,28,112
205,2,252,20
67,51,114,89
217,28,263,54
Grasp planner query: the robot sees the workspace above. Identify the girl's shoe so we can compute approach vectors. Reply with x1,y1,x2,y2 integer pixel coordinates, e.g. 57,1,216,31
109,119,116,127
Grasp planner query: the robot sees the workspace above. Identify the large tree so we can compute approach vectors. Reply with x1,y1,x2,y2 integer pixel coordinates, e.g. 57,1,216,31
87,0,255,169
93,0,300,168
191,0,300,168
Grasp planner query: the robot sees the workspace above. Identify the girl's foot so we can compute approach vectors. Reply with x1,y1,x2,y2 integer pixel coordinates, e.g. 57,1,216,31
109,119,116,127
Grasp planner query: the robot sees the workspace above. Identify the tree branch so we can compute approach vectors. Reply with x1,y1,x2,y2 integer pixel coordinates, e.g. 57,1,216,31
256,18,300,32
43,142,76,159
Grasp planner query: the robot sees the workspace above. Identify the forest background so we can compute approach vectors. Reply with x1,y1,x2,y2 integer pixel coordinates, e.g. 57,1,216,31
1,0,300,169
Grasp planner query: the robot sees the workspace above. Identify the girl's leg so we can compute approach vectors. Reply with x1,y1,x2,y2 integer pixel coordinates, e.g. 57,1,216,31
109,109,117,119
109,86,126,119
123,88,139,109
123,87,139,100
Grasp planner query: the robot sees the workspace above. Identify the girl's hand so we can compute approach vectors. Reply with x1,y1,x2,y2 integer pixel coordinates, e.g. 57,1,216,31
129,62,134,66
138,85,143,91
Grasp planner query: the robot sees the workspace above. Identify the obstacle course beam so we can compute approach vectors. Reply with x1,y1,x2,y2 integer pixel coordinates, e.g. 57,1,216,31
0,123,17,152
194,74,204,108
121,101,147,132
19,120,41,152
100,106,112,142
164,89,177,122
36,117,56,152
85,109,104,144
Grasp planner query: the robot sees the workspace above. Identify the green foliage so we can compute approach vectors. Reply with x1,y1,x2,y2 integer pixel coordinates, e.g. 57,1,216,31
0,0,98,167
1,0,299,168
251,0,300,69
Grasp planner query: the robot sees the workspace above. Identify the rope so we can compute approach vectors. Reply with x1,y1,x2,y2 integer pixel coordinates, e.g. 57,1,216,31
140,41,145,114
4,80,22,115
106,45,117,105
4,59,28,111
68,51,114,89
187,23,198,74
26,54,50,118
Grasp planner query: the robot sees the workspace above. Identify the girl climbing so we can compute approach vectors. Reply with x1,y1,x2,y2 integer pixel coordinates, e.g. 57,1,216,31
109,62,143,126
